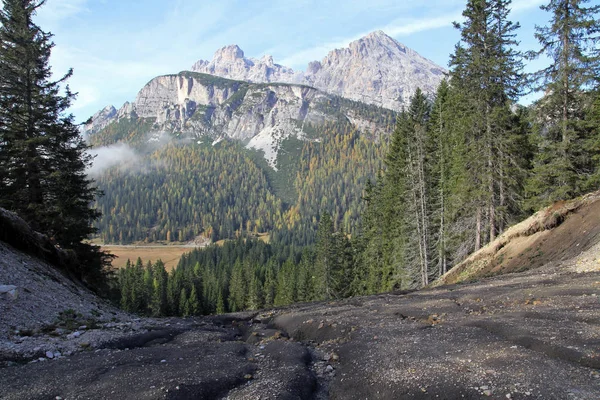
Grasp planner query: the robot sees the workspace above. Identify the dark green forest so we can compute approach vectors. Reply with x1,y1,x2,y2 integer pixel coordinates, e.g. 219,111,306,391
0,0,110,288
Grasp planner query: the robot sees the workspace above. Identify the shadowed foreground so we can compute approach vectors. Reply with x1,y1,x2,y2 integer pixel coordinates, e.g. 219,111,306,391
2,259,599,399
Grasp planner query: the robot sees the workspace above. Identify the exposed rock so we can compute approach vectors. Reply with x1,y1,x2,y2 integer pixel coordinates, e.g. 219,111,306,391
0,285,18,300
80,105,117,137
192,30,446,111
304,31,446,111
192,45,300,85
86,71,392,168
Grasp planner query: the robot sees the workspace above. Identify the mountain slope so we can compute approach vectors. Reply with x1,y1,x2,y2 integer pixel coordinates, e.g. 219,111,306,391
85,71,394,168
87,72,395,244
81,30,445,246
191,30,446,111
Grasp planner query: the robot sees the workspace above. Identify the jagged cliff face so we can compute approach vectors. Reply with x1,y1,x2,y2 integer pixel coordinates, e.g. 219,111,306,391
303,31,446,110
84,72,386,169
81,105,116,137
191,31,446,111
83,30,441,167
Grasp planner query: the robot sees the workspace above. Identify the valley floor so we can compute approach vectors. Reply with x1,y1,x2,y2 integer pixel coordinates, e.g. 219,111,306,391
1,256,599,399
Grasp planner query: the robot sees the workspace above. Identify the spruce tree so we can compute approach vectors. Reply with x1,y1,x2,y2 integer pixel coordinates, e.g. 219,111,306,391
0,0,107,283
314,213,335,300
526,0,600,207
449,0,525,252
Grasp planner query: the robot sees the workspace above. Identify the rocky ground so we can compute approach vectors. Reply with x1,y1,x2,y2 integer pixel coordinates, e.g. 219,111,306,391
1,257,599,399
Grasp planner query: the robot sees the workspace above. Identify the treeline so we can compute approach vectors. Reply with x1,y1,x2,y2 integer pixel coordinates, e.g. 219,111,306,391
95,121,391,246
117,217,354,316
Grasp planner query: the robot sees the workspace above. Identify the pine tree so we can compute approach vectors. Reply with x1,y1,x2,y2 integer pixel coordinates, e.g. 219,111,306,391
427,80,452,276
526,0,600,207
247,271,263,310
188,285,200,316
150,260,168,317
449,0,525,252
314,213,335,300
228,260,246,312
0,0,107,282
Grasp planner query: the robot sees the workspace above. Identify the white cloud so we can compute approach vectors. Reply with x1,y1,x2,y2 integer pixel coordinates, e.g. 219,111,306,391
280,12,460,69
86,143,137,177
512,0,545,13
280,0,547,71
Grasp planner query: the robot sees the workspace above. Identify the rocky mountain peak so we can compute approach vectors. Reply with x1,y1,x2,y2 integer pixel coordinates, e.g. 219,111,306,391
189,30,446,111
349,30,409,56
81,105,117,136
214,44,245,62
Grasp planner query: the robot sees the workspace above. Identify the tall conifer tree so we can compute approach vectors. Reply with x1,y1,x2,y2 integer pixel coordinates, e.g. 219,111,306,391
526,0,600,207
0,0,107,283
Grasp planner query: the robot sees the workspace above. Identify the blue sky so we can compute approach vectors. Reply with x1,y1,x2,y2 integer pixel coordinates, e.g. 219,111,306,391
35,0,551,123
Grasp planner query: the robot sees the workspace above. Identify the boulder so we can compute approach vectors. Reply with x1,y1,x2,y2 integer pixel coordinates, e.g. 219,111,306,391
0,285,18,300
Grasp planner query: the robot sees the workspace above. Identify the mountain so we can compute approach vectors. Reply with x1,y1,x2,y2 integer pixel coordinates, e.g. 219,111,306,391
191,45,300,84
87,71,395,244
82,31,443,245
86,71,394,169
191,31,446,111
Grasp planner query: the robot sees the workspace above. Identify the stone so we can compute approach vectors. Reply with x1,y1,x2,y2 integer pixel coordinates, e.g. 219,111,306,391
326,365,334,373
82,31,444,170
0,285,18,300
67,331,81,339
45,351,54,359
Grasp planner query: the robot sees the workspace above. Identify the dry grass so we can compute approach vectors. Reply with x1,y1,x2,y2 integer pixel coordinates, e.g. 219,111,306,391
102,246,194,271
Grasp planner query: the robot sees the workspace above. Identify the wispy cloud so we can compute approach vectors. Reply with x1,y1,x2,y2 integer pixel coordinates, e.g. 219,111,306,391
280,12,460,69
280,0,546,71
86,143,137,177
36,0,89,24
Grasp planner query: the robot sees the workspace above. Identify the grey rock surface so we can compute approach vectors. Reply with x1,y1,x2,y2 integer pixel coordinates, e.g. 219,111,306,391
83,72,392,169
192,45,300,84
192,31,446,111
1,255,599,399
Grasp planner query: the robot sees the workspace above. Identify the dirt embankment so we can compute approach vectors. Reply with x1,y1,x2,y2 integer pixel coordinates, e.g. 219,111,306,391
437,190,600,286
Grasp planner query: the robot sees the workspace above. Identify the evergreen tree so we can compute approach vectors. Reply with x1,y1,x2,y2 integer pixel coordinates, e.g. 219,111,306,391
150,260,168,317
0,0,107,282
449,0,526,252
228,260,246,312
314,213,335,300
247,272,264,310
427,80,452,276
526,0,600,207
188,285,200,316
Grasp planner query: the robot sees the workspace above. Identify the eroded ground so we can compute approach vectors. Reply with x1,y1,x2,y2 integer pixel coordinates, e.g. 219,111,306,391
1,264,599,399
